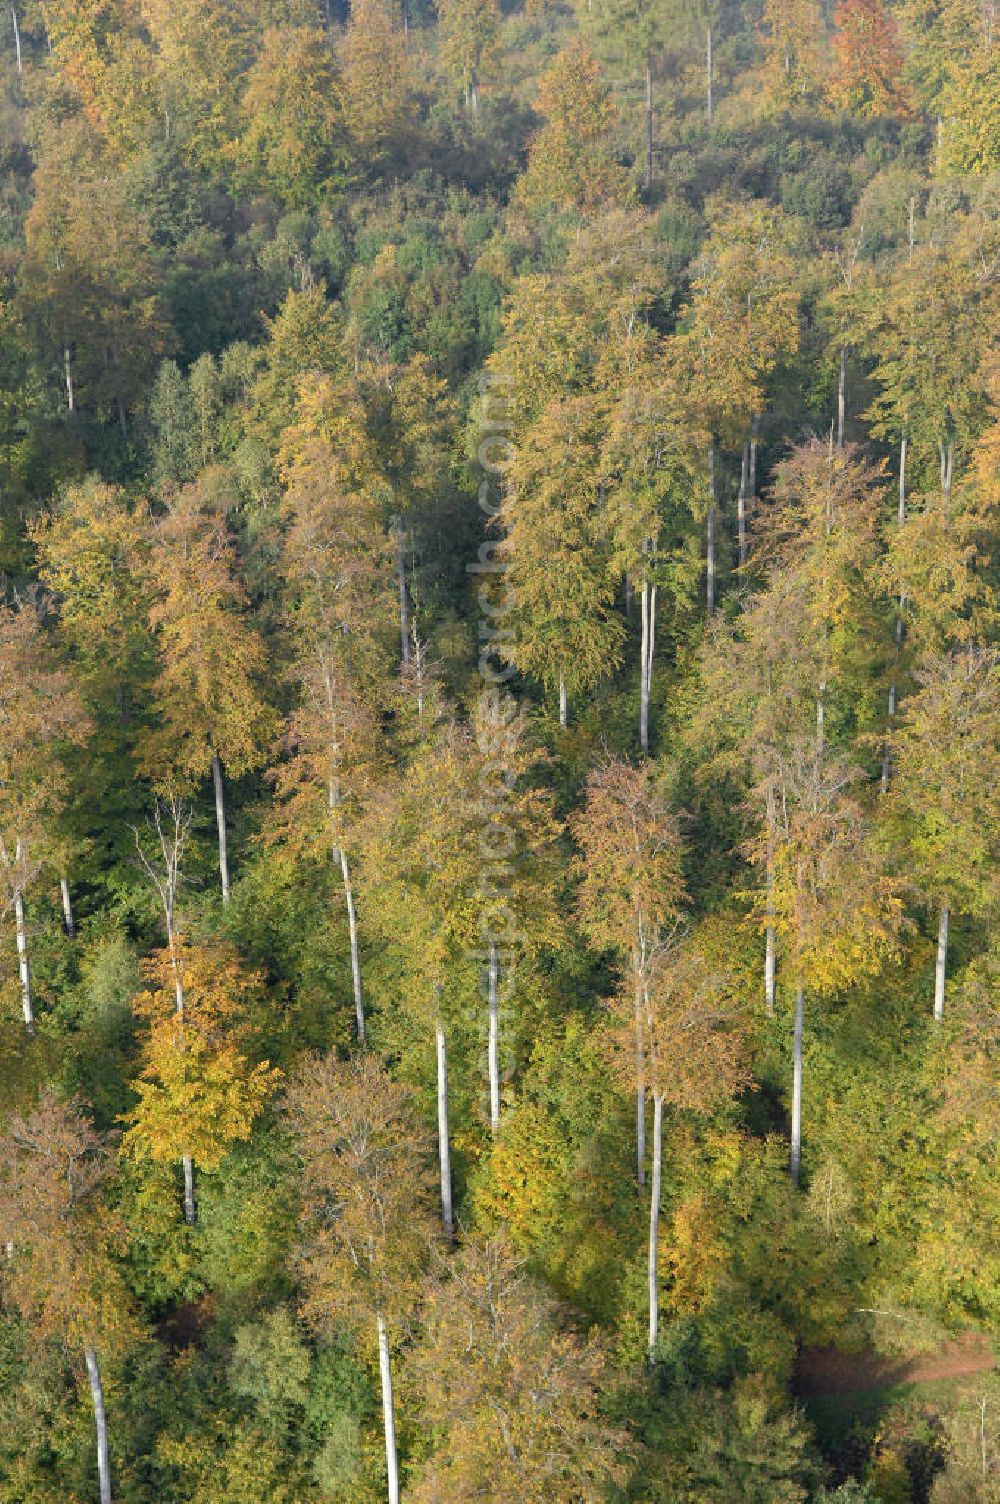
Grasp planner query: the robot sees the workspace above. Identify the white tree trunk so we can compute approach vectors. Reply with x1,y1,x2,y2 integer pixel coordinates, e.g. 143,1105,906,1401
13,882,33,1033
84,1345,112,1504
211,753,230,904
737,440,749,567
396,515,410,665
182,1153,196,1226
11,4,22,77
635,961,646,1186
64,348,75,413
706,24,713,122
377,1313,400,1504
60,875,76,937
790,983,804,1185
436,1018,454,1240
939,438,954,504
639,577,656,753
898,433,908,526
934,904,949,1022
644,57,653,192
339,849,365,1043
837,346,847,449
880,681,897,793
765,928,776,1016
487,940,500,1134
647,1093,663,1355
558,670,567,728
706,439,717,617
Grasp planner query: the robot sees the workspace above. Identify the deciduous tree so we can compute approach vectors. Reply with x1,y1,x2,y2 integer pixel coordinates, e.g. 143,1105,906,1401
571,756,687,1185
142,476,276,903
284,1051,437,1504
0,600,90,1032
888,648,1000,1021
0,1092,135,1504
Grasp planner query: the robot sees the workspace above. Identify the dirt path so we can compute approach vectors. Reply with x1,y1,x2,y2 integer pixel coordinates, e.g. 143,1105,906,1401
796,1336,997,1398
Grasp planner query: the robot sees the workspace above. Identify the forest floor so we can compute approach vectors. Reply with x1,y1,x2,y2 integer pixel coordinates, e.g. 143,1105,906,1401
797,1335,997,1485
796,1335,997,1398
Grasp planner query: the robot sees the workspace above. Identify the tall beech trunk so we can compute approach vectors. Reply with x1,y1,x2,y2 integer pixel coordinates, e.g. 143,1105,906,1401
60,876,76,937
837,346,847,448
14,884,33,1033
211,753,230,904
396,515,410,665
934,904,949,1022
639,577,656,753
170,957,196,1225
706,439,717,616
634,955,646,1186
377,1313,400,1504
644,57,653,192
790,983,804,1185
939,438,954,504
706,24,713,122
738,441,750,567
647,1092,663,1354
558,670,567,728
11,4,22,76
881,433,909,793
64,348,75,413
340,850,365,1043
435,1015,454,1240
765,786,776,1013
182,1153,196,1226
487,940,500,1134
84,1344,112,1504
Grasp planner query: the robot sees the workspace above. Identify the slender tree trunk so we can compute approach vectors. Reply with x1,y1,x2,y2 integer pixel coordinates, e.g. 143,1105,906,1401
377,1313,400,1504
64,348,75,414
639,576,656,753
635,956,646,1186
644,56,654,193
880,682,897,793
488,940,500,1134
339,850,365,1044
116,395,128,443
706,24,713,122
790,983,804,1185
558,670,567,728
436,1016,454,1241
706,438,717,616
934,904,949,1022
837,346,847,449
939,438,954,505
11,4,22,77
469,79,479,115
14,882,33,1034
396,515,410,665
84,1344,112,1504
60,876,76,937
211,753,230,904
182,1154,196,1226
647,1092,663,1355
765,786,776,1014
881,434,908,794
737,440,749,567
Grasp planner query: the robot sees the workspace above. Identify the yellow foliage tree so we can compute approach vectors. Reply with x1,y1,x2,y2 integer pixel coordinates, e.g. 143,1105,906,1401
123,939,280,1223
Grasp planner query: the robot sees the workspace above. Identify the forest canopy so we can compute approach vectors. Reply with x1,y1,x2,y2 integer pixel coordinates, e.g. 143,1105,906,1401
0,0,998,1501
